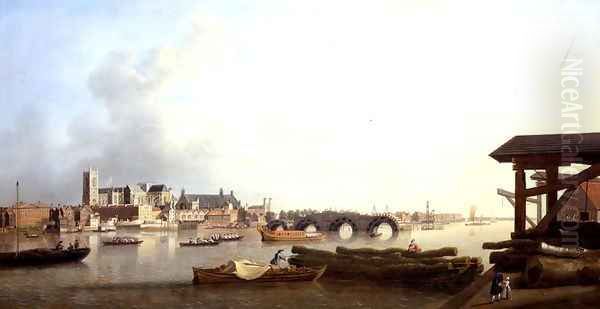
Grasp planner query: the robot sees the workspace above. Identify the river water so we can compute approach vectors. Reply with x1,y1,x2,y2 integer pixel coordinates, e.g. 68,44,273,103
0,221,513,309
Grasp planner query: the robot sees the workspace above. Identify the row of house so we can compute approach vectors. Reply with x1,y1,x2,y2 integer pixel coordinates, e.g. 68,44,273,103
81,168,269,225
0,203,92,231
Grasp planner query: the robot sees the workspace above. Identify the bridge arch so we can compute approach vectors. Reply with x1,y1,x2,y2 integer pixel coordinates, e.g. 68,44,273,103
294,218,320,232
367,214,401,241
329,217,358,241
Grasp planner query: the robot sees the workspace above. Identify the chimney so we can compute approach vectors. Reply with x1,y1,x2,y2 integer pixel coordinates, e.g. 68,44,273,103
219,188,223,197
230,190,234,197
263,198,266,207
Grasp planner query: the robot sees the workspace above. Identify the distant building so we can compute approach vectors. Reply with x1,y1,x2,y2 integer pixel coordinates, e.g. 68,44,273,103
82,168,171,208
173,188,241,224
175,188,241,210
147,184,173,208
82,168,99,206
434,213,464,223
247,198,271,224
532,171,600,222
394,211,410,222
205,208,238,225
92,205,139,222
124,184,146,205
98,187,125,206
0,202,50,229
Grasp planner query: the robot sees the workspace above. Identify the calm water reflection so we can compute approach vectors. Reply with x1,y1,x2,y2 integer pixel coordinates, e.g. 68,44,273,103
0,221,513,308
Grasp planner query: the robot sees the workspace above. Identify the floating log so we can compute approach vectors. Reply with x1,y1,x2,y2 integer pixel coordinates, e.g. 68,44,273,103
523,255,600,288
335,246,457,258
289,256,457,279
402,247,458,258
293,246,466,266
537,247,582,259
335,246,406,256
291,246,337,258
488,250,529,272
289,246,482,289
482,239,541,250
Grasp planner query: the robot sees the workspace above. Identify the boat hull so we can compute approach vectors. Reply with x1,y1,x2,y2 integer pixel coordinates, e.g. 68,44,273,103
258,226,326,241
193,266,326,284
0,248,90,267
180,242,219,247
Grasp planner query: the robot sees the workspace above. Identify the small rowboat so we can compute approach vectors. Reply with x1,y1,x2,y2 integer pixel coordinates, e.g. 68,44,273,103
180,240,220,247
193,265,327,284
103,240,143,246
257,225,326,242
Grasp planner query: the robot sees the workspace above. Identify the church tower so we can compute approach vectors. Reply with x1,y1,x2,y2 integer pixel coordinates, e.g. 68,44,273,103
83,168,99,206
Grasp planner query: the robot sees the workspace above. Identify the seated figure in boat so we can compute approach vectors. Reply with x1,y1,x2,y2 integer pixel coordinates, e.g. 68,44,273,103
55,241,64,250
270,249,287,268
408,239,421,253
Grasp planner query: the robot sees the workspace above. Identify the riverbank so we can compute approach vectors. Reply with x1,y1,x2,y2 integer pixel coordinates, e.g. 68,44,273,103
442,271,600,308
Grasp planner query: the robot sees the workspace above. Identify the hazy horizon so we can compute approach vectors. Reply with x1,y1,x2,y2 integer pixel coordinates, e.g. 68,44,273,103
2,1,600,217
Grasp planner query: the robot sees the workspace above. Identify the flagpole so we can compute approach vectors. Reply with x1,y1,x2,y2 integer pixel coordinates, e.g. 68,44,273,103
15,181,19,256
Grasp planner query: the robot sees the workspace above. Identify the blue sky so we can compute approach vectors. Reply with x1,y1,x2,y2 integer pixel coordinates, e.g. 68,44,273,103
1,1,600,216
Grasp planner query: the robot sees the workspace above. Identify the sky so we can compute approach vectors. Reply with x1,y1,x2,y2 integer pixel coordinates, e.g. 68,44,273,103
1,0,600,217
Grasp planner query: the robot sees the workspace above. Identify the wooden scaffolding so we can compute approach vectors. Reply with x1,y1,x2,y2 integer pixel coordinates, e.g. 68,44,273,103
490,133,600,237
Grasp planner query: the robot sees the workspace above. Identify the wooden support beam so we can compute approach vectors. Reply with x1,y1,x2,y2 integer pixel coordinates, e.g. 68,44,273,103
537,194,543,223
502,196,537,228
523,164,600,197
531,188,576,236
546,166,558,215
497,188,540,204
515,169,527,233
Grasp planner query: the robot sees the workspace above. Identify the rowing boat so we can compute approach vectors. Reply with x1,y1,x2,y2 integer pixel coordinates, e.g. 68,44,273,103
193,264,327,284
180,240,220,247
257,225,326,241
103,240,143,246
0,248,90,267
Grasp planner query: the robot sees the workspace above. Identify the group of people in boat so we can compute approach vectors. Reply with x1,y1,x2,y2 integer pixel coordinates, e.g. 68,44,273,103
186,237,219,246
55,239,80,251
220,233,242,241
110,237,139,244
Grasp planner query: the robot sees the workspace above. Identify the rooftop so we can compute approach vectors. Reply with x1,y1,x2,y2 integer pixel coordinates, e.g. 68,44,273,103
148,184,169,192
490,133,600,164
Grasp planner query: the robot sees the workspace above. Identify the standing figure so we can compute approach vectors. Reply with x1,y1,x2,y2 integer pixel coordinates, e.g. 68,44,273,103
502,275,512,300
490,272,503,303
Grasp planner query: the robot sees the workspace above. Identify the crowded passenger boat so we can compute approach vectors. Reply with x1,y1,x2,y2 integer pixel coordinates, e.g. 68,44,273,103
103,236,143,246
180,237,220,247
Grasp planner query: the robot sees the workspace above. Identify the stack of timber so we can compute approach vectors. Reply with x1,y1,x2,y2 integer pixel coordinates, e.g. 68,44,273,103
288,246,483,290
484,239,600,288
